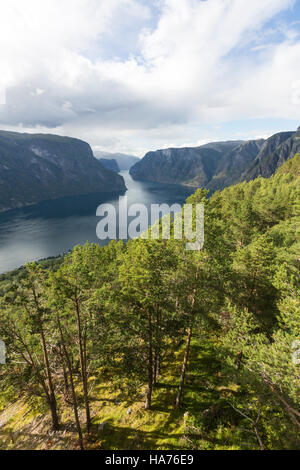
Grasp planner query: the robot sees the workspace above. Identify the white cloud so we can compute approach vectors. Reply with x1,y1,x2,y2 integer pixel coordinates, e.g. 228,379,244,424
0,0,299,156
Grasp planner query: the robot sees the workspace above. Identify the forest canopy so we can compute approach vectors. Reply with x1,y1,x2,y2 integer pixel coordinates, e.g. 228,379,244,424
0,155,299,450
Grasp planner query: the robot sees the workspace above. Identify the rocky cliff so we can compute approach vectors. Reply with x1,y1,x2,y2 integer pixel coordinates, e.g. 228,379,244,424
130,129,300,191
99,158,120,172
208,139,265,191
0,131,126,212
242,130,299,180
130,139,260,189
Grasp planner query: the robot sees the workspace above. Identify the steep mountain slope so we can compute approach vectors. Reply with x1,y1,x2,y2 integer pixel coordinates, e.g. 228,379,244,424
208,139,265,191
99,158,120,172
243,130,299,180
94,151,139,170
200,140,244,152
0,131,126,212
130,128,300,191
130,139,265,188
130,146,222,186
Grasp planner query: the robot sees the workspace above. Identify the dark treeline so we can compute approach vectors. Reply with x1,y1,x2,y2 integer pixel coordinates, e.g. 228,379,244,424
0,155,299,450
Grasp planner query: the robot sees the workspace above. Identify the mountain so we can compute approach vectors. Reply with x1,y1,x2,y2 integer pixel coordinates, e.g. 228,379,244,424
242,130,299,180
129,139,262,189
207,139,265,191
94,151,139,170
99,158,120,172
0,131,126,213
130,128,300,191
130,146,220,187
199,140,244,152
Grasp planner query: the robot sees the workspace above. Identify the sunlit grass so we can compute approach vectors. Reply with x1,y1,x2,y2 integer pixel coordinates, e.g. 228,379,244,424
0,333,246,450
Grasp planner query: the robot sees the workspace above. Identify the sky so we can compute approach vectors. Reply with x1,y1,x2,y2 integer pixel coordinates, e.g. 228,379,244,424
0,0,300,157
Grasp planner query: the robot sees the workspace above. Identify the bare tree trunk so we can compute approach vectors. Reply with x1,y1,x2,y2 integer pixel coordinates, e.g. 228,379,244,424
56,313,84,450
175,252,201,409
74,292,91,433
253,424,265,451
153,308,160,386
153,356,157,387
31,285,60,431
267,382,300,429
230,404,265,450
7,320,60,431
145,310,153,410
153,350,161,385
61,354,69,398
175,325,192,408
39,322,59,431
157,350,161,377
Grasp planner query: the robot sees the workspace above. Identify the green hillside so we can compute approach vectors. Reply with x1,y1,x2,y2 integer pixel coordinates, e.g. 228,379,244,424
0,156,299,450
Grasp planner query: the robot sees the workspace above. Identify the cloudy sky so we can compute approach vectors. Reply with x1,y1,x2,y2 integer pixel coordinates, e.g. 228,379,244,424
0,0,300,157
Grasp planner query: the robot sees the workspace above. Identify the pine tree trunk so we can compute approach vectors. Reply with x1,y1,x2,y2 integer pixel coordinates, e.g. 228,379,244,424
32,284,59,431
157,351,161,377
153,355,157,387
58,343,69,399
62,358,69,397
175,326,192,408
175,254,201,409
153,348,161,386
145,310,153,410
56,313,84,450
74,293,91,433
253,424,265,451
267,382,300,429
40,323,60,431
153,307,161,386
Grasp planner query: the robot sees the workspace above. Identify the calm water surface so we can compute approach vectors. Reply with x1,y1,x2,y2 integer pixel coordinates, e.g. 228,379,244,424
0,171,194,273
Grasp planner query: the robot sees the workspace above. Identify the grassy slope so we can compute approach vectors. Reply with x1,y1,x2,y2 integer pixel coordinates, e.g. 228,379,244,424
0,334,246,450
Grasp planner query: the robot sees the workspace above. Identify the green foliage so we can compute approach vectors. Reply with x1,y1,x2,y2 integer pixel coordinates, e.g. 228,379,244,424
0,155,299,449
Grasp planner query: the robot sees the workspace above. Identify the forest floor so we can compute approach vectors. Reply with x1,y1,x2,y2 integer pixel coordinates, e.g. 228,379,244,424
0,334,245,450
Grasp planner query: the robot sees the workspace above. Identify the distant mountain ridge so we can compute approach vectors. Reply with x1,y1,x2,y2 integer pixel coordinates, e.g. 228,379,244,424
94,151,139,170
207,139,265,191
130,128,300,190
242,130,299,180
0,131,126,213
130,140,251,188
99,158,120,173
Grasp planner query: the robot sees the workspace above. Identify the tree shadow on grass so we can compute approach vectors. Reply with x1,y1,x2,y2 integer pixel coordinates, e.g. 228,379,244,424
153,339,223,414
99,422,185,451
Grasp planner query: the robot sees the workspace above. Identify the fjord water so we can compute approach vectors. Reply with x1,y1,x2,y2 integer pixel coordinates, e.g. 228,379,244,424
0,171,194,273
